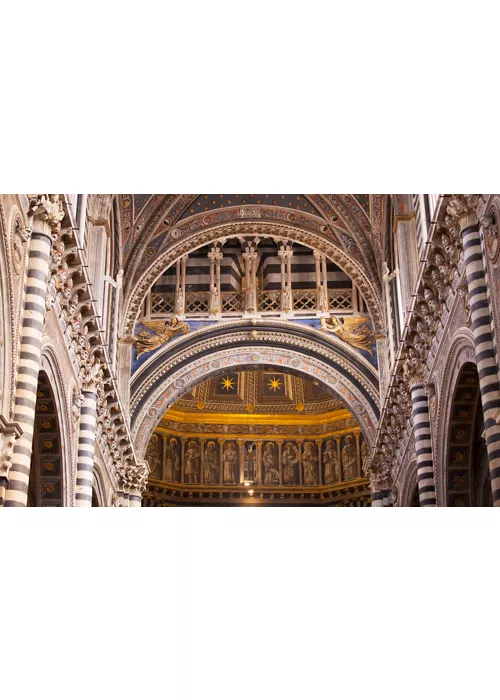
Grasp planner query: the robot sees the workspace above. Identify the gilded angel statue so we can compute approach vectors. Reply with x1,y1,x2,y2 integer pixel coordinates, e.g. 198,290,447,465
320,315,375,354
134,317,190,358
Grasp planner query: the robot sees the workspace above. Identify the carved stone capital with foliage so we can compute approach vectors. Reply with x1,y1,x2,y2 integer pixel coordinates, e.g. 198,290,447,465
27,194,64,234
115,461,150,494
366,451,392,493
446,194,481,233
402,346,425,388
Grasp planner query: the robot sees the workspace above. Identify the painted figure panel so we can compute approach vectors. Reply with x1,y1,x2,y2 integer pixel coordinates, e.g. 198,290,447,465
282,441,299,485
323,438,340,485
203,440,219,484
222,441,239,485
263,441,279,485
302,441,318,486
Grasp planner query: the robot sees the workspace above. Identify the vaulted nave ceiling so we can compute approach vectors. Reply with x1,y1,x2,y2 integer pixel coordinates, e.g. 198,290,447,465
119,194,384,294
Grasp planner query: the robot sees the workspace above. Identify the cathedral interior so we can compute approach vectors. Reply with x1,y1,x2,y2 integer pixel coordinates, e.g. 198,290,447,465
1,193,499,507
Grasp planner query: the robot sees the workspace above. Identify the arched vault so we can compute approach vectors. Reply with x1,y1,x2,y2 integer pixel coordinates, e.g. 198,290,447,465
130,320,380,459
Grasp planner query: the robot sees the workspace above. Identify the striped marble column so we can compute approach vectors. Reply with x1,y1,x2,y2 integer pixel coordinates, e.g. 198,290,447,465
368,457,392,507
5,196,63,507
75,390,98,506
371,490,390,507
448,196,500,506
410,383,437,506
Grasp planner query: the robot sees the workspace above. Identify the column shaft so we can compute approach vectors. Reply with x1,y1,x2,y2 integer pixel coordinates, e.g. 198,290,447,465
462,222,500,504
75,390,97,507
371,491,389,507
410,384,437,506
6,230,53,506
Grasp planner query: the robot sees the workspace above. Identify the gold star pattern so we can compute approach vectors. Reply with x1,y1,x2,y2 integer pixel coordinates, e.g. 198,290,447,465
268,376,282,392
221,376,235,391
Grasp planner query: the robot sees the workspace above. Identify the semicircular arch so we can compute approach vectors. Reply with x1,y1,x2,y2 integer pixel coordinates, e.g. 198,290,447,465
131,323,380,459
122,220,384,338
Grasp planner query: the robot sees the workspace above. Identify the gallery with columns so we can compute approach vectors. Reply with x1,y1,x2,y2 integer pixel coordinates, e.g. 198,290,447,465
0,193,499,507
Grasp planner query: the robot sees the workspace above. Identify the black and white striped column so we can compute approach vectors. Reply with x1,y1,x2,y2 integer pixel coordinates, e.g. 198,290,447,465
5,228,53,506
371,489,390,507
129,489,142,507
460,219,500,505
75,390,97,506
410,383,437,506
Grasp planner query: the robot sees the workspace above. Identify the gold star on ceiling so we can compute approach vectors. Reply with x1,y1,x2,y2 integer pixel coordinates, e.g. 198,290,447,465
221,376,235,391
268,377,282,392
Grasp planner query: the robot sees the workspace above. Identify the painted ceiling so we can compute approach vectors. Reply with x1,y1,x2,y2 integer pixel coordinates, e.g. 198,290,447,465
119,194,385,332
166,368,346,417
127,194,371,231
121,194,374,261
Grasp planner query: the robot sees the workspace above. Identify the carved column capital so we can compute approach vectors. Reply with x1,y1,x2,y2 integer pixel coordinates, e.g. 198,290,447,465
402,347,425,388
115,460,150,494
27,194,64,235
277,248,293,260
366,455,392,494
446,194,481,233
80,361,103,393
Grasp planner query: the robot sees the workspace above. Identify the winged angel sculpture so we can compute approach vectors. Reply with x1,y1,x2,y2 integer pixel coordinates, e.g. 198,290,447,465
320,315,375,354
134,317,190,358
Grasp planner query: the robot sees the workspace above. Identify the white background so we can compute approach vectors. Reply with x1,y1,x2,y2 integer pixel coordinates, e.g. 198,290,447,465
2,1,499,698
